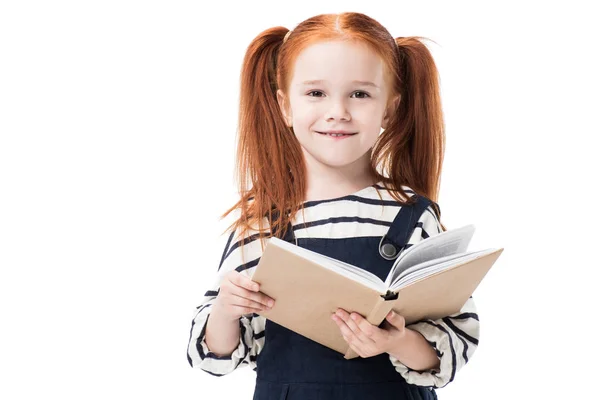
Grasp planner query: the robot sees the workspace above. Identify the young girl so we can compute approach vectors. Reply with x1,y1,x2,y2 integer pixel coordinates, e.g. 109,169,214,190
187,12,479,400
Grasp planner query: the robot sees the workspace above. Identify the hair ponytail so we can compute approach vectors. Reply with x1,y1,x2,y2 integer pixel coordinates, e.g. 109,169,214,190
222,27,305,245
371,36,446,230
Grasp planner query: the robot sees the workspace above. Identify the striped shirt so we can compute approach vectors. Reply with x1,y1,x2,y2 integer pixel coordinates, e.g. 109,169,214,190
187,182,479,388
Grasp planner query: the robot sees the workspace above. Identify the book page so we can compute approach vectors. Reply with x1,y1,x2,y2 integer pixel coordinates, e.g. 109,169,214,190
389,248,496,289
384,224,476,287
270,237,387,292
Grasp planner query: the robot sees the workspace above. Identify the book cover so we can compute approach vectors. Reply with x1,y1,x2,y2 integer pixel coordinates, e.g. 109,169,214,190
250,225,503,359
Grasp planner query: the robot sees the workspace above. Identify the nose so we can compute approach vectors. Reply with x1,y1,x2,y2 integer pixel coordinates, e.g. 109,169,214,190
325,98,351,122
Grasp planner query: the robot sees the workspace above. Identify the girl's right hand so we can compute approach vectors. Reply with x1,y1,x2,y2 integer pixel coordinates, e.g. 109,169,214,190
213,270,275,321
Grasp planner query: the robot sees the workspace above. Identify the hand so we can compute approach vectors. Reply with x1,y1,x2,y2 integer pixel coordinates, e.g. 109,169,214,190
331,308,407,358
213,270,275,322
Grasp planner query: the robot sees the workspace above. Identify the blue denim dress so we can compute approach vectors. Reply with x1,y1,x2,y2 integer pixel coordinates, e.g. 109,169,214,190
253,194,439,400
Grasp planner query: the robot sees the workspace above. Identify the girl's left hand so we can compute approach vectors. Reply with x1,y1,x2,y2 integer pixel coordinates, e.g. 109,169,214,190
331,308,406,358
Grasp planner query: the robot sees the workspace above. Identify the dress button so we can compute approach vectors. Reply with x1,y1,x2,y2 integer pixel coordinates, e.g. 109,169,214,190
381,243,397,258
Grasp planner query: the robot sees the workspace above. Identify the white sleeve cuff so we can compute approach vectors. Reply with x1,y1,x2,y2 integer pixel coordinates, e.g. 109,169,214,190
188,305,254,376
389,298,480,388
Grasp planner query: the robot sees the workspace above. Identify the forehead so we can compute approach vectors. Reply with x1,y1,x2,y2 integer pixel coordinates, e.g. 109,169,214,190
290,40,386,87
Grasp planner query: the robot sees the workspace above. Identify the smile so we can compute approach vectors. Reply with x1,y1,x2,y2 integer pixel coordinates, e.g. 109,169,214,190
316,131,358,137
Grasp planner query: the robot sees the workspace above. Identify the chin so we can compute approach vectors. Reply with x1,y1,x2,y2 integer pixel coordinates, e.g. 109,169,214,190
313,154,364,169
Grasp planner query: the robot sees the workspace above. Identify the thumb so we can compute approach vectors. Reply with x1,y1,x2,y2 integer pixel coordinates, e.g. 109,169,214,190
385,311,405,329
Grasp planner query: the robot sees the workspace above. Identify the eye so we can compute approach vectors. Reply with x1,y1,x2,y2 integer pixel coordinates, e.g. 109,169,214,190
351,91,370,99
306,90,370,98
307,90,324,97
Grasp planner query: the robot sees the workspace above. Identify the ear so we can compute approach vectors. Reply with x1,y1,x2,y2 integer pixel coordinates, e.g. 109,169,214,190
277,89,293,127
382,94,401,129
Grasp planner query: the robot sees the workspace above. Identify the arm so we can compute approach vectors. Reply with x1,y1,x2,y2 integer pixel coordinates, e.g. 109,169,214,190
387,324,440,372
204,305,243,357
389,298,479,388
186,229,266,376
387,205,480,388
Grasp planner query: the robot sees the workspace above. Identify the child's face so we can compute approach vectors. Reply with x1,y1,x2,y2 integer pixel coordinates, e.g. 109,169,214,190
277,40,398,171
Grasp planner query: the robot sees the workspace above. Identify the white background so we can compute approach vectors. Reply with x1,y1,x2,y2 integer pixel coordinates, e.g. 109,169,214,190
1,1,598,399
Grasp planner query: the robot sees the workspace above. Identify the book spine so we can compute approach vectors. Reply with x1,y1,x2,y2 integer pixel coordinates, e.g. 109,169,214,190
381,290,399,300
369,295,397,328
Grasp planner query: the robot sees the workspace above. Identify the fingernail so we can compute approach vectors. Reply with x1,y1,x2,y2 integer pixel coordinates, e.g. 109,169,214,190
268,300,274,307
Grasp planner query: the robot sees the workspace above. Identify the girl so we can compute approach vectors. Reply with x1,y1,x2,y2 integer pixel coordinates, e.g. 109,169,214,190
187,12,479,400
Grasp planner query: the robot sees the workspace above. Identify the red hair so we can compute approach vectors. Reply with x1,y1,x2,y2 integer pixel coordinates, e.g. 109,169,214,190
221,12,446,247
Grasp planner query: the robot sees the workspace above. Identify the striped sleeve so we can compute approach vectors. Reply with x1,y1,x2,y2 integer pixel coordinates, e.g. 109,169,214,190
186,227,266,376
388,205,480,388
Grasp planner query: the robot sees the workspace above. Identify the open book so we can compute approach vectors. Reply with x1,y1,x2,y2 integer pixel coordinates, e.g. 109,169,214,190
250,224,503,359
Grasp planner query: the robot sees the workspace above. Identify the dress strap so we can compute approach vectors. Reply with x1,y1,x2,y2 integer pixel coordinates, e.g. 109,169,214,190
281,220,296,243
267,208,296,244
378,195,437,260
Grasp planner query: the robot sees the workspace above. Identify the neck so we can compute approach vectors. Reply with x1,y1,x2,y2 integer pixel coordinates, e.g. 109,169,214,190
302,150,376,202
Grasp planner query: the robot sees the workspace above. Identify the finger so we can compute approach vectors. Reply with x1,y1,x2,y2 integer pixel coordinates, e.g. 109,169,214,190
348,315,376,345
385,311,406,331
230,304,264,315
229,271,260,292
333,316,378,358
332,314,355,340
333,312,372,346
244,282,276,308
336,310,375,345
235,288,275,308
226,277,275,308
353,314,386,341
230,293,271,311
345,338,364,358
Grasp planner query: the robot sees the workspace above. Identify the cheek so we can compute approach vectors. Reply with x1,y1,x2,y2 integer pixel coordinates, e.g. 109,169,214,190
293,108,320,129
355,105,385,121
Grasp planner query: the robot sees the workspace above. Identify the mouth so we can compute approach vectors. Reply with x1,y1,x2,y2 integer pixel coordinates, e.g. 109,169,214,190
316,131,358,137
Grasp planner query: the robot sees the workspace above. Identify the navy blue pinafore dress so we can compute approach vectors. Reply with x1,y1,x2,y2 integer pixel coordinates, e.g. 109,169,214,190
253,194,439,400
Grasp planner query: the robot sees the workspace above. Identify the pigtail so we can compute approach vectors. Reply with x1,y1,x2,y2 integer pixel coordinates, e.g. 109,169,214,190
372,36,447,231
221,27,305,246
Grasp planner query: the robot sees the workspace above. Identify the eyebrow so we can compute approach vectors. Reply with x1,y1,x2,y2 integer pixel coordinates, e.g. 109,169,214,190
300,79,380,89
